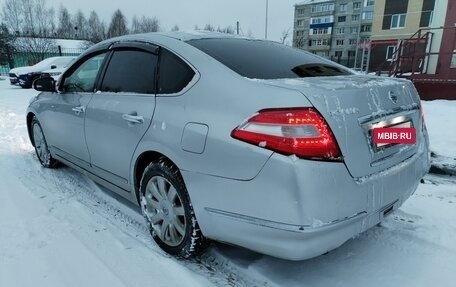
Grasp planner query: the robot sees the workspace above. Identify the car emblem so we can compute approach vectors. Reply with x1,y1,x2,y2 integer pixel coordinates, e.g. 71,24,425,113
388,91,398,104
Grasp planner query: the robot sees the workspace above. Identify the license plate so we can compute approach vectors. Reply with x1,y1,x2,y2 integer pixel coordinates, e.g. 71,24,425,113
372,121,415,148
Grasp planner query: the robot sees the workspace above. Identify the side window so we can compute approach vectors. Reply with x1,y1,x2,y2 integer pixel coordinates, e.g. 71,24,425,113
63,53,107,93
101,50,157,94
158,49,195,94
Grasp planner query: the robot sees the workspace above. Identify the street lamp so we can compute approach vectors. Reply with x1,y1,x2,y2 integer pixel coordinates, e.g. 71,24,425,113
265,0,269,39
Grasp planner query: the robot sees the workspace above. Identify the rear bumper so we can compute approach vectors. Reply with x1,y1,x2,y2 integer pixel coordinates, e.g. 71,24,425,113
182,139,430,260
203,202,398,260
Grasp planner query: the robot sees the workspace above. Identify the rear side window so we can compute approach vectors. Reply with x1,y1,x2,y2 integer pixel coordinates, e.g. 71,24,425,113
158,49,195,94
187,38,352,79
101,50,157,94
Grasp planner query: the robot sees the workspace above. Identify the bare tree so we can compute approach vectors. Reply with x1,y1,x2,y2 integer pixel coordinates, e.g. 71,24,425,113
73,10,88,39
14,36,57,64
131,15,159,33
171,24,179,32
2,0,55,37
217,25,234,34
107,9,128,38
280,28,291,45
21,0,55,37
2,0,56,64
203,24,216,32
1,0,22,34
57,5,73,38
87,11,105,43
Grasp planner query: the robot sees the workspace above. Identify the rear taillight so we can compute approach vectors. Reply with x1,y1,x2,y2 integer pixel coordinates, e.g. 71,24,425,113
231,108,342,161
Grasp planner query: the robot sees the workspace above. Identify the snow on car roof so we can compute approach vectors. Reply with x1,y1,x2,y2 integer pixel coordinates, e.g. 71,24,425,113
109,31,249,44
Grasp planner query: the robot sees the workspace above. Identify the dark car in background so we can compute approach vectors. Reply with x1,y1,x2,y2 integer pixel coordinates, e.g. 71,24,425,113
9,56,75,88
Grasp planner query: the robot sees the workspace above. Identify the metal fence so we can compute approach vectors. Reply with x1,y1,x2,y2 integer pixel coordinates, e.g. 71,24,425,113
0,46,86,76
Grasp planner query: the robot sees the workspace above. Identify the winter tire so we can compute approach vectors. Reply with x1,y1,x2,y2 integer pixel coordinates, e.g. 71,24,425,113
140,158,206,258
31,117,59,168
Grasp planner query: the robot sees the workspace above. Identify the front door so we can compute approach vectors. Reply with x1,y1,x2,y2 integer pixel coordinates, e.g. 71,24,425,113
47,52,108,169
85,46,158,190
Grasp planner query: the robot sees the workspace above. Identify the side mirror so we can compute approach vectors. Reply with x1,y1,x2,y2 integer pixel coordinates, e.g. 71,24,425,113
33,76,56,92
50,64,57,69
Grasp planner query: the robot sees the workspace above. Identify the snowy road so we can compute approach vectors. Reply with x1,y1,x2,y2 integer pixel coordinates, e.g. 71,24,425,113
1,77,455,287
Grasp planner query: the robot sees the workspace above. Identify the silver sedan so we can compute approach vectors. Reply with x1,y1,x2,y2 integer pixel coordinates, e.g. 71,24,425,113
27,32,430,260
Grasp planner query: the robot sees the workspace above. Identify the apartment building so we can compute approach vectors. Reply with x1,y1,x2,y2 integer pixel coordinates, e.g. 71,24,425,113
369,0,455,99
293,0,375,69
369,0,436,71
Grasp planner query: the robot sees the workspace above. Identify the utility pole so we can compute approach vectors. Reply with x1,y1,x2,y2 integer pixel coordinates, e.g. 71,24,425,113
236,21,240,35
265,0,269,39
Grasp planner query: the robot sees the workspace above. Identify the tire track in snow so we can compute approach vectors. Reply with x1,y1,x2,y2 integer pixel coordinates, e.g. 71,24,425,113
13,150,267,287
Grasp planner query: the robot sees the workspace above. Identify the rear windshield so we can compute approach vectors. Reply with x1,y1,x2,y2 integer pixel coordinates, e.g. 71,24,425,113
187,38,353,79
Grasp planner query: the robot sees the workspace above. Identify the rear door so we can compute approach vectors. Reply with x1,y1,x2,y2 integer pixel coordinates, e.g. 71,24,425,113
84,43,158,191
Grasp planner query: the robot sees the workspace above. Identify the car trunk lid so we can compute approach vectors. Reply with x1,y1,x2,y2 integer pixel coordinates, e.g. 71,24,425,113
261,75,422,178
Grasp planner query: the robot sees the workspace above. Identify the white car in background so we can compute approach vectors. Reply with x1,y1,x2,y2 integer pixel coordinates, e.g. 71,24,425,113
9,56,75,88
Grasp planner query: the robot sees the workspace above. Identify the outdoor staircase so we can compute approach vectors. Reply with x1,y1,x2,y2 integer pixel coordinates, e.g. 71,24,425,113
376,29,433,77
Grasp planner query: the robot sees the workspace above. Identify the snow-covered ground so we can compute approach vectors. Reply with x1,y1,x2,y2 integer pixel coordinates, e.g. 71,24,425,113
1,77,455,287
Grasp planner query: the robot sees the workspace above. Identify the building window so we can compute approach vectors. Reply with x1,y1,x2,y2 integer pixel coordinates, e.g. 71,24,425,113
348,51,356,57
451,50,456,68
335,51,343,57
296,30,305,37
310,28,330,35
338,16,346,22
311,3,335,13
429,11,434,26
316,51,330,57
391,14,406,29
340,3,347,11
364,0,375,6
310,16,334,24
297,8,305,15
297,20,304,26
362,11,373,20
349,39,357,45
353,2,362,9
310,39,330,46
336,39,344,46
352,14,360,21
351,27,358,33
336,27,345,34
386,45,396,61
361,24,372,32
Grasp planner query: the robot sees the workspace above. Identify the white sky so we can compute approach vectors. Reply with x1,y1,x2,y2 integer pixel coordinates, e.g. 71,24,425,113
44,0,299,43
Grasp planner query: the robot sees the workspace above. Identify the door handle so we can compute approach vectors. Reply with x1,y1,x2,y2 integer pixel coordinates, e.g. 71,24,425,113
72,106,85,115
122,113,144,124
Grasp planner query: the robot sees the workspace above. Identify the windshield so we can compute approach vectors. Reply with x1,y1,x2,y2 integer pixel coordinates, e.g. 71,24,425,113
187,38,353,79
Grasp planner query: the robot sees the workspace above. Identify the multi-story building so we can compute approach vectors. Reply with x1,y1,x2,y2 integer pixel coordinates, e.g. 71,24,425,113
369,0,436,72
369,0,455,99
293,0,375,69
